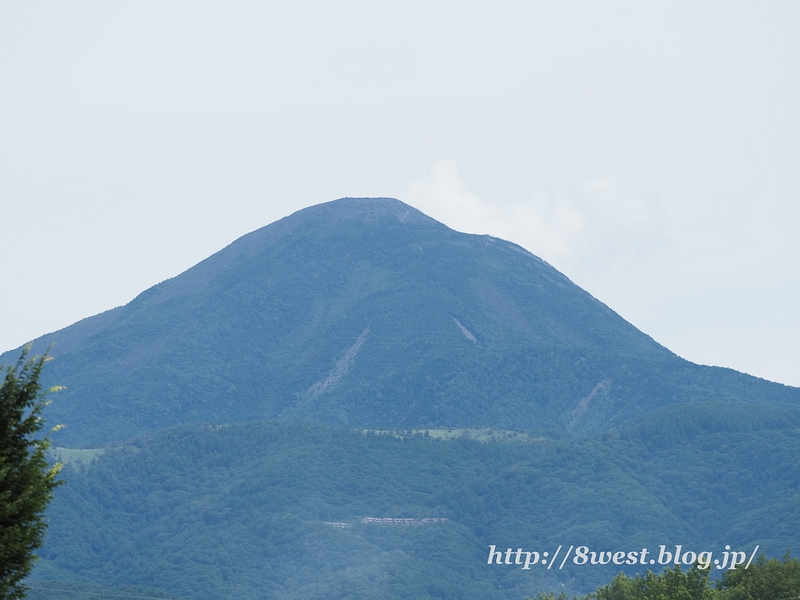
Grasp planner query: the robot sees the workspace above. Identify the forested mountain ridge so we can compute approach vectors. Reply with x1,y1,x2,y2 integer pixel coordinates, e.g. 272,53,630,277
2,197,798,447
6,197,798,598
35,403,800,599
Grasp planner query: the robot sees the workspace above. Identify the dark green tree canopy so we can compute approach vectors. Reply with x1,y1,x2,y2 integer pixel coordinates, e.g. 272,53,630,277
1,347,62,600
531,554,800,600
716,551,800,600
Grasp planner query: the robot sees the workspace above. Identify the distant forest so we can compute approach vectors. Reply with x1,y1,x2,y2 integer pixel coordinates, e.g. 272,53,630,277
26,552,800,600
27,404,800,599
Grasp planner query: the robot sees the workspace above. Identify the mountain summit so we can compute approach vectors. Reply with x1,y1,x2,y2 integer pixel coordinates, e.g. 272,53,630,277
9,197,797,446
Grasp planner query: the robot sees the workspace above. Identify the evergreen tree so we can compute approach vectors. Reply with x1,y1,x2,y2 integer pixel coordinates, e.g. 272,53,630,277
1,347,62,599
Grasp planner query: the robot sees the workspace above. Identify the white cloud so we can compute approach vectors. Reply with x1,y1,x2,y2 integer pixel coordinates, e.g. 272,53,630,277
402,160,492,228
402,160,666,286
569,175,666,282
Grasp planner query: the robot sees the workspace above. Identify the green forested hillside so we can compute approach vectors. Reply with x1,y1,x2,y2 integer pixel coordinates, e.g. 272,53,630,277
33,403,800,599
2,198,797,447
24,581,178,600
4,197,798,598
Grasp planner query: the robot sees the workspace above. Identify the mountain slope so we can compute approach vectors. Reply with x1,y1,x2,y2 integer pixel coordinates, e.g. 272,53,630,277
36,406,800,598
4,197,798,446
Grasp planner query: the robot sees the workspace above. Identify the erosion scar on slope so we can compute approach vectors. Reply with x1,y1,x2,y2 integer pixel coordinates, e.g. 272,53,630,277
307,325,371,397
569,379,611,430
453,318,477,343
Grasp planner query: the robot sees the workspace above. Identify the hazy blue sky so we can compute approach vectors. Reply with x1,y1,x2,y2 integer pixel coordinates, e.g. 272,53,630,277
1,1,798,386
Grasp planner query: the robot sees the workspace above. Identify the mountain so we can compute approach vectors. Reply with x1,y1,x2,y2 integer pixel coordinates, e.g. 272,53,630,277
9,197,800,598
35,405,800,599
3,197,798,446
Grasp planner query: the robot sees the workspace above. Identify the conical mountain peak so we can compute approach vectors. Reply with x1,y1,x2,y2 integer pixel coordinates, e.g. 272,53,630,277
233,197,441,247
5,198,797,446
